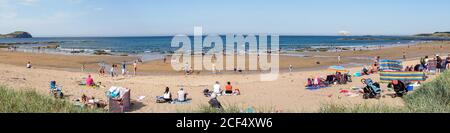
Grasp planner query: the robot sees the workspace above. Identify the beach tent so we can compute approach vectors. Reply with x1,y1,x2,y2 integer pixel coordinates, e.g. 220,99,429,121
379,59,403,71
380,71,426,82
328,65,349,73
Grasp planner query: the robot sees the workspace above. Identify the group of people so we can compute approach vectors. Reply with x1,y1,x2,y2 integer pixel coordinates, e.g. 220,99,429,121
204,81,240,96
362,59,380,75
417,54,450,73
156,81,240,109
97,60,139,77
156,87,189,104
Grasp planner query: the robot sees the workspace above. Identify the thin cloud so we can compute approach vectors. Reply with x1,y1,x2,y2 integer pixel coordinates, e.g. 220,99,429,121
19,0,39,6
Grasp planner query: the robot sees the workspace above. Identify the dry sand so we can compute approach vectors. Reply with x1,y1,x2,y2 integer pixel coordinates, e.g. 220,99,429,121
0,41,448,112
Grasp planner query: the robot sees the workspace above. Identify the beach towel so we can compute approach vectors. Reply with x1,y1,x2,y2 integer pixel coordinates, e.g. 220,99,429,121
328,65,348,73
379,59,403,71
380,71,426,82
305,85,328,90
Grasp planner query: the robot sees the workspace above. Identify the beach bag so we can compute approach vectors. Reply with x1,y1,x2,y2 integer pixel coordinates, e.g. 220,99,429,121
107,86,121,98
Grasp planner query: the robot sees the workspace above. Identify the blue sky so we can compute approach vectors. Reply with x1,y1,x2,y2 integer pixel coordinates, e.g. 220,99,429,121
1,0,450,37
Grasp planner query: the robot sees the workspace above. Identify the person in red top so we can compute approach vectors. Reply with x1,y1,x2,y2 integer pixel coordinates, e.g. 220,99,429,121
225,81,233,94
86,74,94,86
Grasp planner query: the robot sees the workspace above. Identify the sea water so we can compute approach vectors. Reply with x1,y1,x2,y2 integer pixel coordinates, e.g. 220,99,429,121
0,36,446,61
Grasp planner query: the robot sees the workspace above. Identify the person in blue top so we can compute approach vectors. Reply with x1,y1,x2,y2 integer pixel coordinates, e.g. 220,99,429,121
121,61,126,75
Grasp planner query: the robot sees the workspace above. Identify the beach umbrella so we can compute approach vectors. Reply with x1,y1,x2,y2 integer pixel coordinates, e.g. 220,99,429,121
328,65,348,73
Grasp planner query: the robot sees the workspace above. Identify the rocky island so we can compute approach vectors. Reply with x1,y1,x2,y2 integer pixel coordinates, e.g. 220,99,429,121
0,31,33,38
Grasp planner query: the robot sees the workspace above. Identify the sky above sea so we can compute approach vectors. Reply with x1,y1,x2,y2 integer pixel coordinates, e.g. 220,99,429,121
1,0,450,37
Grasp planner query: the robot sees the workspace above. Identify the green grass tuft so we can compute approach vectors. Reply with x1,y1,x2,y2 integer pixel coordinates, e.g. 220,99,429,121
0,85,104,113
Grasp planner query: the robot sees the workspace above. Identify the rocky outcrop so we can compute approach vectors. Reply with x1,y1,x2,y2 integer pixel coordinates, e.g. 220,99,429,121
0,31,33,38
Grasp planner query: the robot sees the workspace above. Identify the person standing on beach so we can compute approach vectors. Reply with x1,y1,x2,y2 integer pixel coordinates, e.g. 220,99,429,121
163,56,167,64
184,62,190,75
337,55,341,65
212,63,217,74
445,55,450,70
110,64,115,77
121,61,126,76
289,64,293,72
436,54,443,74
81,64,85,72
99,64,105,76
133,60,138,76
402,52,406,60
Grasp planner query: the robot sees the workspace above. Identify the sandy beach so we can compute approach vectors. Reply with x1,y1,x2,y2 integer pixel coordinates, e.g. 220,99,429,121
0,41,449,112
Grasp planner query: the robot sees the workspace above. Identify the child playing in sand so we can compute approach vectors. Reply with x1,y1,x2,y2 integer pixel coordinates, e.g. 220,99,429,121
26,61,32,69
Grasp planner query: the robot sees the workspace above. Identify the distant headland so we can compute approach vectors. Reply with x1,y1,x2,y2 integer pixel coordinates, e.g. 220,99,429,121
415,32,450,38
0,31,33,38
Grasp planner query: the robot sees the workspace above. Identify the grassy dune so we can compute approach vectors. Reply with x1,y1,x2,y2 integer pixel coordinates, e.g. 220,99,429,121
320,71,450,113
0,86,103,113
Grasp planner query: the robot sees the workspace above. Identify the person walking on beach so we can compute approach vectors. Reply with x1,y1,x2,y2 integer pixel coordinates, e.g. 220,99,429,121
121,61,126,76
133,60,138,76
